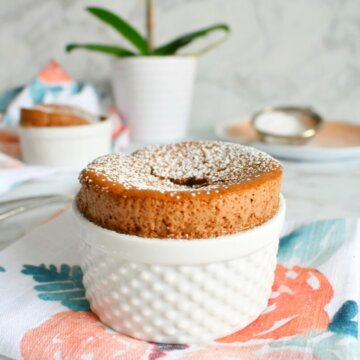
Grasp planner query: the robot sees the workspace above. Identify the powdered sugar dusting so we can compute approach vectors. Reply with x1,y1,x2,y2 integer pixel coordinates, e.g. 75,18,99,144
80,141,281,193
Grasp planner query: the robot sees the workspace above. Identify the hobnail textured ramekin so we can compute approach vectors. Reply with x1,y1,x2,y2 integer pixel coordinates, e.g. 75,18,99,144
73,195,285,344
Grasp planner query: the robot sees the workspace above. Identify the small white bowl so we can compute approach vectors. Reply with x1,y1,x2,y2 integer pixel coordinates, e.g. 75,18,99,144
18,118,112,167
73,195,285,344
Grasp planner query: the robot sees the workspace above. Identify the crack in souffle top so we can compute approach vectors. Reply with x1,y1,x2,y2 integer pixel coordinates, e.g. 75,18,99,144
80,141,281,193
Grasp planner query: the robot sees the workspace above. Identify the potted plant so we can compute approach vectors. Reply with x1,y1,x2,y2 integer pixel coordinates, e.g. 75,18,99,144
66,0,229,143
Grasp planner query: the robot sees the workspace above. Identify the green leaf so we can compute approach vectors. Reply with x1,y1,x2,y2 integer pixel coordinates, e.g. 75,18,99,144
22,264,90,311
66,43,135,57
87,7,148,55
154,23,230,56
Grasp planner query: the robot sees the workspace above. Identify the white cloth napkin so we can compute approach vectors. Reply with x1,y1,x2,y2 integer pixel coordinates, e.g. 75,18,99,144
0,152,78,194
0,210,358,360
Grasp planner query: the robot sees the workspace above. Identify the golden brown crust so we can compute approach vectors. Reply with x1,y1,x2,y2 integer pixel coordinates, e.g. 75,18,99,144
20,104,93,127
77,141,282,239
77,174,281,239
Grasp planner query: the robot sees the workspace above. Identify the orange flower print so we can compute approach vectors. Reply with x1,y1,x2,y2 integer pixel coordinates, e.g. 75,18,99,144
38,60,72,84
21,311,150,360
0,133,22,163
219,264,333,343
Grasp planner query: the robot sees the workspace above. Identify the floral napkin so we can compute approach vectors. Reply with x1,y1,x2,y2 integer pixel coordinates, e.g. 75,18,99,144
0,60,129,194
0,208,358,360
0,60,101,128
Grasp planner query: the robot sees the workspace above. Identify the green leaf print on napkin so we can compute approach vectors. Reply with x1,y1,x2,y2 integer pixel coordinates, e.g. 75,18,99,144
22,264,90,311
0,266,5,272
278,219,346,267
328,300,358,338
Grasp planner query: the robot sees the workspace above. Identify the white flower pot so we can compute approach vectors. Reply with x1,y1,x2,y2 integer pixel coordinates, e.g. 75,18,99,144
111,56,197,143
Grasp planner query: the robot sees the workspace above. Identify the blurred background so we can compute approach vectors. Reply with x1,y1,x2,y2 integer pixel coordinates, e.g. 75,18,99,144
2,0,360,135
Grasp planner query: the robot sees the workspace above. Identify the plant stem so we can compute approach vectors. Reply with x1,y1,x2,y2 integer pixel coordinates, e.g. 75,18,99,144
146,0,155,53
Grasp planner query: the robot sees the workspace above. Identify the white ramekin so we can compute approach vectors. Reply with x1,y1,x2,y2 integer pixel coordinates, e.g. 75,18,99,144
18,118,112,167
73,195,285,344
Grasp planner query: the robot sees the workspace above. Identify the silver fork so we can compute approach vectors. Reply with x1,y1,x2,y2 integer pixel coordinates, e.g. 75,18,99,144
0,194,74,221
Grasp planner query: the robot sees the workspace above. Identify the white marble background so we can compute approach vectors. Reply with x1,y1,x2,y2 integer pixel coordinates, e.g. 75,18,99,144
1,0,360,132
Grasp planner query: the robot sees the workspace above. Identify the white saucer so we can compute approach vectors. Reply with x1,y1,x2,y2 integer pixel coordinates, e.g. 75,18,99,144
216,119,360,161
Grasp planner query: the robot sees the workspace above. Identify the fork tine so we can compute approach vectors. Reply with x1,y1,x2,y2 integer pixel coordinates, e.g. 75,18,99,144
0,195,74,222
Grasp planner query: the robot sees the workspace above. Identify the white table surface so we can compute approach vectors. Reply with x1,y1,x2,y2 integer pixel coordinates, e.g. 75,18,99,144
0,139,360,359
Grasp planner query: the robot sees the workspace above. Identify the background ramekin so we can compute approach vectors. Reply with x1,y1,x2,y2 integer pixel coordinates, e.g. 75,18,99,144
73,195,285,344
18,118,112,167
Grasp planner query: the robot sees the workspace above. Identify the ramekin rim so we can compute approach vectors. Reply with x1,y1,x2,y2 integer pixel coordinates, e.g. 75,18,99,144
72,195,285,264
